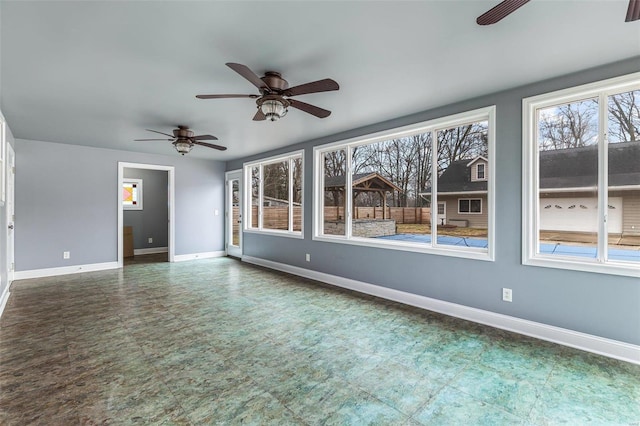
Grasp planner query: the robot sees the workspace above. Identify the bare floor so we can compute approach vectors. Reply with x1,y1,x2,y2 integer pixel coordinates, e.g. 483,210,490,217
1,257,638,424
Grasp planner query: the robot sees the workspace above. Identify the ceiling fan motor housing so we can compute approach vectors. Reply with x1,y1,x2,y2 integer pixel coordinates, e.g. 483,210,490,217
261,72,288,93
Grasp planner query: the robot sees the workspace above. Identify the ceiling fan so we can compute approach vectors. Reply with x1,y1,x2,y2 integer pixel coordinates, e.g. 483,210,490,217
135,126,226,155
477,0,639,25
196,63,339,122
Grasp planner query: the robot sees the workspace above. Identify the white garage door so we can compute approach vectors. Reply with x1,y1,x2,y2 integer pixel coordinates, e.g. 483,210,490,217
540,197,622,233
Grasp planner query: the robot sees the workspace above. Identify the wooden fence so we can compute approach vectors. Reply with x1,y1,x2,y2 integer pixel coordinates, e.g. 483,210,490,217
238,206,431,229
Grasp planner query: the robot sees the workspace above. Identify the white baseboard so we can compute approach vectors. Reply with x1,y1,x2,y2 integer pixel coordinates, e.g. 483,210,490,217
242,255,640,365
0,285,10,319
14,262,120,280
134,247,168,255
174,251,226,262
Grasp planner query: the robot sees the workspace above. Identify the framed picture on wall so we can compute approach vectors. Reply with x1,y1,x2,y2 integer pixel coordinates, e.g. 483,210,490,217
123,178,143,210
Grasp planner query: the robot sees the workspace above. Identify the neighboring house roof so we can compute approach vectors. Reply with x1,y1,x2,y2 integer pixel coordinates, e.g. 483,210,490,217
438,160,488,193
325,172,402,193
437,142,639,193
540,141,639,189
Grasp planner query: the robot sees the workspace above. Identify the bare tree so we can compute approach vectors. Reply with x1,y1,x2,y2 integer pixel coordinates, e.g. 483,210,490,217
538,100,598,151
608,90,640,143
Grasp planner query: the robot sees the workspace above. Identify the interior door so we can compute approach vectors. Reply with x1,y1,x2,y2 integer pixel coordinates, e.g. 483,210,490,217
226,170,242,258
6,144,15,283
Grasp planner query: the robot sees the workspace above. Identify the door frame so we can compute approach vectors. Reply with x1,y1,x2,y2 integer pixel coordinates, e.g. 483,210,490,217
6,144,15,284
225,169,242,258
118,162,175,267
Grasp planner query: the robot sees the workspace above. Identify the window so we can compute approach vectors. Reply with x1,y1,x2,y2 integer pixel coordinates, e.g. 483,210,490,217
244,150,303,237
314,106,495,260
122,179,143,210
523,72,640,277
458,198,482,214
477,163,485,180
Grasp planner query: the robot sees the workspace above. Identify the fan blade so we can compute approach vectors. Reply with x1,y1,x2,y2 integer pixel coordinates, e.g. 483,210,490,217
285,79,340,97
226,63,271,92
192,134,218,141
626,0,640,22
289,99,331,118
134,138,174,141
196,94,259,99
253,109,266,121
192,141,227,151
476,0,530,25
146,129,175,138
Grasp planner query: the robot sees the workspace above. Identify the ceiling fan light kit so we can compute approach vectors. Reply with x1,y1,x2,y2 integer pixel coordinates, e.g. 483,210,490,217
134,125,226,156
196,62,339,122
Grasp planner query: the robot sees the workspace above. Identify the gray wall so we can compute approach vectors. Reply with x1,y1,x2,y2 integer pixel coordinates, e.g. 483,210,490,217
123,168,168,250
227,57,640,346
16,139,225,270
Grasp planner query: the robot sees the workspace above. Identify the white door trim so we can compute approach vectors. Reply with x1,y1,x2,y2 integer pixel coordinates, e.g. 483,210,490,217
118,162,175,267
6,144,15,284
225,170,242,258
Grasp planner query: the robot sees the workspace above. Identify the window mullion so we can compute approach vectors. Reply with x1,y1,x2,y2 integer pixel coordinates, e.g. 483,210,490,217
289,157,294,232
598,93,609,263
346,146,353,238
431,130,438,248
258,164,264,230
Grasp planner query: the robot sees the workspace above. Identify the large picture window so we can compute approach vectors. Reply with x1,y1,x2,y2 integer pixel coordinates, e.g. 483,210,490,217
314,106,495,260
523,72,640,276
244,151,303,237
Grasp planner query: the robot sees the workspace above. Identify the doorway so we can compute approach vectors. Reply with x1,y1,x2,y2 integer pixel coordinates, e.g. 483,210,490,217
225,170,242,258
118,162,175,267
6,144,15,284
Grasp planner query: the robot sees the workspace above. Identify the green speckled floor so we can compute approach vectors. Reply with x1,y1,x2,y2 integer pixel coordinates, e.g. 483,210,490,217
1,257,638,425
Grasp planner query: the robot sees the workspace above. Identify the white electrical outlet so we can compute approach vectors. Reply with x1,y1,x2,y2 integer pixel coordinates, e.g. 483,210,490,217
63,251,70,259
214,209,219,216
502,288,513,302
148,237,153,244
306,253,310,262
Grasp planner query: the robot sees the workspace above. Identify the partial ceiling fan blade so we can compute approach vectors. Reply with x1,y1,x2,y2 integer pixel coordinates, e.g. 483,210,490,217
196,94,259,99
134,138,174,141
285,79,340,97
226,63,271,92
476,0,531,25
626,0,640,22
145,129,176,138
253,109,266,121
289,99,331,118
192,141,227,151
191,134,218,141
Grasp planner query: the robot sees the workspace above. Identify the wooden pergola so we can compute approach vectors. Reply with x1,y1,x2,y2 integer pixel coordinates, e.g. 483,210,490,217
324,173,402,219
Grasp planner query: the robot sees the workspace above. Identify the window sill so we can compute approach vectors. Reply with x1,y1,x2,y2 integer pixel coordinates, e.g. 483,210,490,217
523,255,640,278
312,234,494,261
244,229,304,239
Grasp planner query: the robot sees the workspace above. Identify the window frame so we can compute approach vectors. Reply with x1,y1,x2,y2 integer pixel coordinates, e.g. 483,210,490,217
458,198,482,214
313,106,495,261
522,72,640,277
476,163,486,180
243,150,304,239
122,178,143,211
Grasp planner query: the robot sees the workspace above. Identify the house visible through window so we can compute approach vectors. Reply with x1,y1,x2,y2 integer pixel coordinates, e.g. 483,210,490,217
314,106,495,261
244,150,303,236
523,72,639,276
123,179,143,210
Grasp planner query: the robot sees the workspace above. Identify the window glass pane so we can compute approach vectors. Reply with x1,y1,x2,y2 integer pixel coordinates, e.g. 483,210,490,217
250,166,259,228
231,179,240,246
437,121,489,249
323,149,347,235
292,156,303,232
607,90,640,262
262,161,289,230
537,98,599,259
350,134,432,243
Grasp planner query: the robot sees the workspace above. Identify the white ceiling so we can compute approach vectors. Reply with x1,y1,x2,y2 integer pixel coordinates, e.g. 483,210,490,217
1,0,639,161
